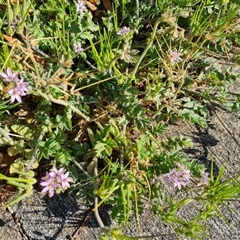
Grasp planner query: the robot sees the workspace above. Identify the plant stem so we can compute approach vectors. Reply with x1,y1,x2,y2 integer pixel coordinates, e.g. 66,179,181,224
72,159,93,180
36,89,90,121
131,17,162,80
27,128,46,170
0,127,13,145
93,157,105,228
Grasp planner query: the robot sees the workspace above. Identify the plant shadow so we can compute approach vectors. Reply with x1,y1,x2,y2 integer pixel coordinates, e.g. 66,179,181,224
16,192,112,240
183,123,220,176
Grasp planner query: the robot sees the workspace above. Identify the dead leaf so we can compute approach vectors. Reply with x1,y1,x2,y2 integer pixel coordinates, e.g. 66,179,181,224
3,34,22,48
0,152,16,167
86,160,94,172
0,4,7,11
102,0,112,11
83,0,98,11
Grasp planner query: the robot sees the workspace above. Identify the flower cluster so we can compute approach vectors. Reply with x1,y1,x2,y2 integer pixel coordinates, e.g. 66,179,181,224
0,68,30,103
40,167,73,197
74,42,84,54
76,0,87,14
117,26,130,36
165,163,191,190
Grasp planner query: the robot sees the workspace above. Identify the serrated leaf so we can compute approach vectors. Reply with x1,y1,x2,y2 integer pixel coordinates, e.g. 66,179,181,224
48,141,61,151
11,125,33,139
95,142,112,157
8,140,25,156
57,149,71,165
24,149,39,169
10,159,25,174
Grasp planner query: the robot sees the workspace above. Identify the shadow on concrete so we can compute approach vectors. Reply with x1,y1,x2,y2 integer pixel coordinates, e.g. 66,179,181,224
13,192,113,240
183,123,220,176
0,218,7,226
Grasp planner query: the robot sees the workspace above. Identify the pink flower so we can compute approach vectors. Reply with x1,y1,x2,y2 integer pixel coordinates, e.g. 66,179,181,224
40,167,73,197
117,26,130,36
40,172,60,197
74,42,84,53
165,163,191,190
0,67,19,82
170,49,182,63
7,77,30,103
0,68,30,103
61,171,73,189
16,77,30,95
76,0,87,14
8,88,23,103
49,167,65,181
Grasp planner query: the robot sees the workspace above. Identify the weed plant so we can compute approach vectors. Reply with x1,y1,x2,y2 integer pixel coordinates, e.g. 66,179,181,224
0,0,240,239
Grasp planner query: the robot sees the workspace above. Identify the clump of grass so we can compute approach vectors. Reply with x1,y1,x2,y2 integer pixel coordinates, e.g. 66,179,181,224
0,0,240,239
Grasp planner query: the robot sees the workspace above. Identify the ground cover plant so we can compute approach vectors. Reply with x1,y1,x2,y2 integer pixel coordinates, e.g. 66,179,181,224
0,0,240,239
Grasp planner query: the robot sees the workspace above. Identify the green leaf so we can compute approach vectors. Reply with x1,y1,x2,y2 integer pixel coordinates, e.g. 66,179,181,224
95,142,113,157
136,134,149,161
8,140,25,156
48,141,61,151
10,159,25,173
11,125,33,139
57,149,71,165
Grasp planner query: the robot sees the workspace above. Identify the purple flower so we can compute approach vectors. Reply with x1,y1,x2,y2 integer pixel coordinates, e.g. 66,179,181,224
8,87,23,103
170,49,182,63
49,167,64,177
0,68,30,103
165,163,191,190
40,172,60,197
40,167,73,197
117,26,130,36
76,0,87,14
0,67,19,82
197,171,209,187
7,77,30,103
16,77,30,93
74,42,84,54
176,163,191,182
61,171,73,189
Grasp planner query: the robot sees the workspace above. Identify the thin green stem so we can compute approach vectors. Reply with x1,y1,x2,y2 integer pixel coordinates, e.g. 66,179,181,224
131,18,162,80
27,128,46,170
72,158,93,180
36,89,90,121
93,157,105,228
0,127,13,145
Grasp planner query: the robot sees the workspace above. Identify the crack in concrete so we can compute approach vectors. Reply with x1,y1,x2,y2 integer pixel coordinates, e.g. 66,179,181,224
7,206,29,240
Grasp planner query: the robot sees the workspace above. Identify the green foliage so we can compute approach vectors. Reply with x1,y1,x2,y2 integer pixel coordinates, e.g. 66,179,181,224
0,0,240,239
0,167,37,208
